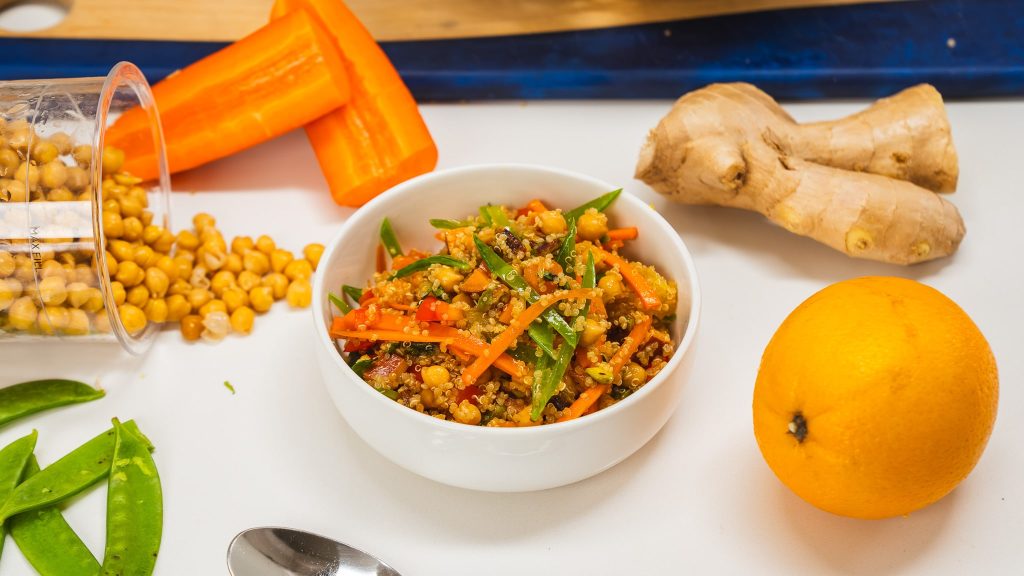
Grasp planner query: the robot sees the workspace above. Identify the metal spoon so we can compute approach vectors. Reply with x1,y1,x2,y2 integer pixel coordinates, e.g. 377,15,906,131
227,527,401,576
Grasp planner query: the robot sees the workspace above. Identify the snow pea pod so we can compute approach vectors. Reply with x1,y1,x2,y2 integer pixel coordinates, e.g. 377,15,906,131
0,379,104,429
390,255,471,279
379,217,404,257
9,455,100,576
0,430,37,559
0,420,148,524
564,188,622,222
100,419,162,576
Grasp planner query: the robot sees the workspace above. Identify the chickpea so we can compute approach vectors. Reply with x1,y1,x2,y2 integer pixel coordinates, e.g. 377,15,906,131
35,275,66,306
65,281,89,308
82,287,104,313
200,297,231,315
48,131,73,155
31,140,59,164
189,265,211,290
255,234,276,255
39,259,65,280
192,212,216,233
39,159,68,189
537,210,567,235
93,310,112,333
101,146,124,174
419,388,442,409
0,148,20,177
107,240,131,262
622,362,647,388
221,287,249,313
236,270,260,292
581,317,608,346
0,278,22,310
209,270,236,297
117,195,141,219
452,399,482,425
270,249,293,274
303,243,324,270
46,186,74,202
598,273,624,300
187,287,213,310
1,179,26,203
143,298,168,323
200,227,225,248
141,225,162,246
64,166,89,190
199,243,227,271
577,210,609,241
133,245,157,268
65,308,90,336
102,211,124,238
242,249,270,275
433,266,463,292
168,278,191,297
173,255,193,280
7,296,37,330
285,279,312,308
154,255,178,283
230,306,255,334
153,229,175,254
7,122,32,151
180,314,203,341
201,310,230,342
176,230,200,251
422,365,451,387
118,303,147,333
114,260,142,287
37,306,70,334
0,251,13,278
145,267,170,298
223,252,243,275
165,294,191,322
249,286,274,312
230,235,254,255
14,163,39,190
110,280,126,306
73,144,92,166
126,284,150,308
121,217,143,242
262,272,289,300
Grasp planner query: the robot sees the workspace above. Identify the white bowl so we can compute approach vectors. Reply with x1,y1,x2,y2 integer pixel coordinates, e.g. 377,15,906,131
312,164,701,492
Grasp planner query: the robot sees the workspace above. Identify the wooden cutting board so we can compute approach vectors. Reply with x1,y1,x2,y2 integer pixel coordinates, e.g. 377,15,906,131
0,0,901,42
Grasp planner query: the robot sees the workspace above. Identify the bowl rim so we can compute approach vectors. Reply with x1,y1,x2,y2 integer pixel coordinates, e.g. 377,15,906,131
312,163,702,436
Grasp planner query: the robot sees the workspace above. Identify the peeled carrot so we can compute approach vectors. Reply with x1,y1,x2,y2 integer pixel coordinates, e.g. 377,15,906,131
462,289,596,385
593,247,662,311
609,314,652,377
557,384,607,422
271,0,438,207
107,9,349,179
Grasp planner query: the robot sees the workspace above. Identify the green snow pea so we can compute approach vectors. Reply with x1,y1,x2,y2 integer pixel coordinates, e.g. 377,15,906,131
0,420,149,524
100,419,162,576
379,217,404,257
0,379,104,429
0,430,37,559
564,188,622,222
9,455,100,576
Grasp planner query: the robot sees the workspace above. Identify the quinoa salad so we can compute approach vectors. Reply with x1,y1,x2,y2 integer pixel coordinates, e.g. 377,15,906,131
328,189,679,426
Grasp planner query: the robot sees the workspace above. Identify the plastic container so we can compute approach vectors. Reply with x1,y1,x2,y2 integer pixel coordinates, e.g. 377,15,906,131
0,62,170,354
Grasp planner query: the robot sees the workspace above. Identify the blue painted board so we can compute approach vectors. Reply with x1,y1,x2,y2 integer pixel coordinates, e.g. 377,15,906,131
0,0,1019,100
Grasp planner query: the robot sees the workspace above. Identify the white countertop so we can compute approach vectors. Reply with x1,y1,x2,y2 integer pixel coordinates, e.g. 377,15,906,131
1,99,1022,575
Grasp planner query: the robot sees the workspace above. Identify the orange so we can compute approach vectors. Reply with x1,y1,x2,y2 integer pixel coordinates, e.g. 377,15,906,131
753,276,998,519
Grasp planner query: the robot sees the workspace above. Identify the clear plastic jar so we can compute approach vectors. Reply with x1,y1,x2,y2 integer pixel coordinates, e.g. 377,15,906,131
0,62,170,354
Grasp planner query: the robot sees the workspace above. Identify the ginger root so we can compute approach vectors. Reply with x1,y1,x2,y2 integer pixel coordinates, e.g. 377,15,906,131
635,83,964,265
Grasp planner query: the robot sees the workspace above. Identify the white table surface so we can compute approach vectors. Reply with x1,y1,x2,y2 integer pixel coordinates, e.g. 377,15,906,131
1,99,1022,575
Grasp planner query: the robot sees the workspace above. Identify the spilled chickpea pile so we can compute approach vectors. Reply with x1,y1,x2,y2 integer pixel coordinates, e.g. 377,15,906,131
0,120,318,343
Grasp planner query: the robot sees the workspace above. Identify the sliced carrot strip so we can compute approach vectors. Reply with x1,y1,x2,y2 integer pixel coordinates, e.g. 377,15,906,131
108,9,349,178
609,314,653,377
557,384,607,422
329,329,453,344
375,244,387,273
462,288,596,385
606,227,639,241
593,247,662,310
271,0,437,207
